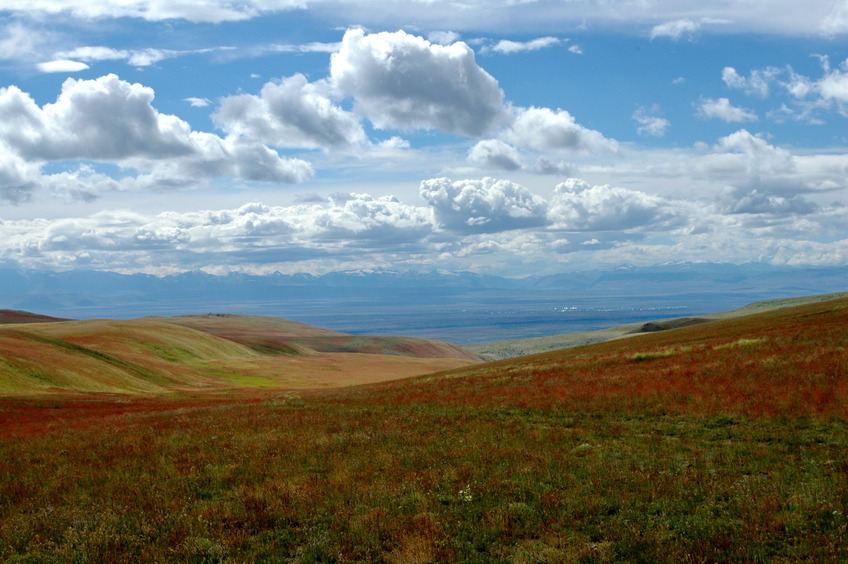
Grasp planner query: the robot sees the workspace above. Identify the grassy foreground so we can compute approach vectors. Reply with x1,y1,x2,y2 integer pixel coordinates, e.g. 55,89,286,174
2,298,848,562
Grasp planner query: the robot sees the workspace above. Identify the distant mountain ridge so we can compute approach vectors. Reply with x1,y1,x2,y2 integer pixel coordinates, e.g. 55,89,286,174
2,263,846,343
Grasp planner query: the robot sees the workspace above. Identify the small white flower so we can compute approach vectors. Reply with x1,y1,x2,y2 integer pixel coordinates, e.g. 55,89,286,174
459,485,473,502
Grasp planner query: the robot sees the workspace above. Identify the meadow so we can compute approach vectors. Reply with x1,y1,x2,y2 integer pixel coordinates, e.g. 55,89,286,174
1,297,847,562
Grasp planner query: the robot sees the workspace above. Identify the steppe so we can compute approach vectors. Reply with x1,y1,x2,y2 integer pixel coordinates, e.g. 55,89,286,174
1,295,847,561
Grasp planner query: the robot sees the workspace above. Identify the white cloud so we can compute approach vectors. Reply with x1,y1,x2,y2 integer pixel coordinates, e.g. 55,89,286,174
715,129,794,175
697,97,758,122
419,177,548,233
718,187,818,215
0,22,56,62
484,37,561,54
722,66,781,98
505,107,619,153
0,195,434,272
568,44,583,55
468,139,523,171
0,74,313,201
215,73,366,150
548,178,674,231
267,41,341,54
184,97,212,107
818,64,848,103
650,18,700,40
329,28,508,137
0,152,38,203
720,60,848,119
699,129,813,196
2,0,845,36
427,31,461,45
532,158,575,176
0,0,306,23
632,105,670,137
0,75,196,161
36,59,89,73
53,45,222,67
821,0,848,36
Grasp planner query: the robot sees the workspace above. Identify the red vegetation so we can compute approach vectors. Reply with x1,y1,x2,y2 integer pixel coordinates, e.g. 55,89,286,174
356,296,848,420
2,297,847,440
0,310,70,325
0,394,255,438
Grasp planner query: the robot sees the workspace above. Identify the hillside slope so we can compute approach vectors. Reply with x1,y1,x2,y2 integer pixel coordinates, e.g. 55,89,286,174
159,314,480,361
0,315,481,395
0,310,69,325
371,295,848,419
470,291,848,360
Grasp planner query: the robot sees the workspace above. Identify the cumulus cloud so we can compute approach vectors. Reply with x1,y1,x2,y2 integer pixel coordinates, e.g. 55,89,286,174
0,195,434,271
215,73,366,150
684,129,848,204
718,186,818,215
468,139,523,171
505,107,619,153
419,177,548,233
721,59,848,119
722,66,780,98
329,28,508,137
0,152,38,203
818,60,848,105
548,178,673,231
699,129,806,196
715,129,794,177
0,74,312,201
697,97,758,122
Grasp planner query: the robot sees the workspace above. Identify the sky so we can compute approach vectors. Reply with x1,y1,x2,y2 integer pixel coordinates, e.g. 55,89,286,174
0,0,847,278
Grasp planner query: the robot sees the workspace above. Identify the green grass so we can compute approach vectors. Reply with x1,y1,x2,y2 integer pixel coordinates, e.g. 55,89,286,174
1,400,846,562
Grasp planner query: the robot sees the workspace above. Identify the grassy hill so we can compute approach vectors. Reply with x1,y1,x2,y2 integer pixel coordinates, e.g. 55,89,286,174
0,314,482,395
1,295,847,561
0,309,69,324
469,290,848,360
161,314,480,360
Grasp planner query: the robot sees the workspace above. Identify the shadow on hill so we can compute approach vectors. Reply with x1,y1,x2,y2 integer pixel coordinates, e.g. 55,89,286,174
626,317,712,334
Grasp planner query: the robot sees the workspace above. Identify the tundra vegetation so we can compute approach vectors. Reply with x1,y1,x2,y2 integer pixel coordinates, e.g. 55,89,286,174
1,298,847,562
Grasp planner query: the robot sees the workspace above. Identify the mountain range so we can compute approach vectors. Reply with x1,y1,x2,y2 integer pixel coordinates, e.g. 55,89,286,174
2,262,846,343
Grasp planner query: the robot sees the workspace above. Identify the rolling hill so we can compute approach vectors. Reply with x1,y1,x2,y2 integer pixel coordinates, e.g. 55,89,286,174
469,290,848,360
0,314,482,395
0,309,69,325
381,294,848,419
158,314,480,360
2,295,847,561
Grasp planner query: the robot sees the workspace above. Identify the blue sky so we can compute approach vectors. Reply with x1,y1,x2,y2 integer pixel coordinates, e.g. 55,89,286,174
0,0,847,277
